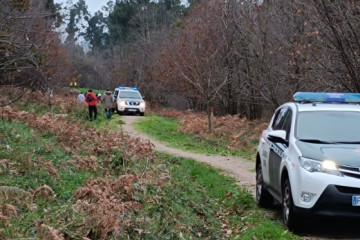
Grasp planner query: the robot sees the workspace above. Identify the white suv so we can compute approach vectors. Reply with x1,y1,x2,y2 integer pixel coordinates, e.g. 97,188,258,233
113,86,146,116
256,92,360,231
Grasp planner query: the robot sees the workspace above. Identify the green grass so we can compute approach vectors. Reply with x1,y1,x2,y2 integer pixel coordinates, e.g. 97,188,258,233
137,153,299,239
79,107,127,132
135,115,249,157
240,221,298,240
17,101,61,115
78,87,106,96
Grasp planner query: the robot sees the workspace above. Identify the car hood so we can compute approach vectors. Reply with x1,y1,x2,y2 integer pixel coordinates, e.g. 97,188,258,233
296,141,360,167
120,98,142,101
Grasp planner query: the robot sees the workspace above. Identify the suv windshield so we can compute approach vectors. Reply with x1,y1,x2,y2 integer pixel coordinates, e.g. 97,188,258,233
119,91,142,99
296,111,360,142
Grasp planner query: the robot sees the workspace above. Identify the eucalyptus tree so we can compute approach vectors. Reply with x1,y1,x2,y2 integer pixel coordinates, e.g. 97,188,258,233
107,0,138,45
82,11,110,50
65,0,90,46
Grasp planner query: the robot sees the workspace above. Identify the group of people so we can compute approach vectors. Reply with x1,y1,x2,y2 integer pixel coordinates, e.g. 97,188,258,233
77,89,114,121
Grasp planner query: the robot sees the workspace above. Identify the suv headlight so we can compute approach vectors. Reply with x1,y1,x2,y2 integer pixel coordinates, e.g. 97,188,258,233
118,100,126,107
139,101,145,107
299,157,343,176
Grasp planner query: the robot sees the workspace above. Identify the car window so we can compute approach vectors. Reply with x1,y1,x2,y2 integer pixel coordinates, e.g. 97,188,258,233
119,91,142,99
114,90,119,99
296,111,360,142
272,108,288,130
281,110,292,140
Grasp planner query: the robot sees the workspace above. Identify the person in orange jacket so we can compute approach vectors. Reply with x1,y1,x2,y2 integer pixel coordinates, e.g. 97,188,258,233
85,89,99,121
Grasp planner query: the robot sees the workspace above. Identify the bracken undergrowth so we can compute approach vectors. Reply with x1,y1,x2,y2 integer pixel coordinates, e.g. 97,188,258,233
0,91,161,239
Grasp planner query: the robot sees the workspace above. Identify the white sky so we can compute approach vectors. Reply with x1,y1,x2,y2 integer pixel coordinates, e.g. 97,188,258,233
54,0,188,15
54,0,110,15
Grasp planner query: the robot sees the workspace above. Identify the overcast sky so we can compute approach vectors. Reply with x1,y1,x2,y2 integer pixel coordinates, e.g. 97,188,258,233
54,0,188,15
54,0,110,15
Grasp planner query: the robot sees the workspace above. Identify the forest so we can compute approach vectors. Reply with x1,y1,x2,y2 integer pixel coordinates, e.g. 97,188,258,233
1,0,360,120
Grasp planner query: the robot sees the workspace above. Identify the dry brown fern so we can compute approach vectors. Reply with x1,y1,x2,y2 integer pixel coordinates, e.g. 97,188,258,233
2,106,157,165
73,175,142,239
36,223,64,240
31,185,55,200
0,186,31,205
70,155,100,172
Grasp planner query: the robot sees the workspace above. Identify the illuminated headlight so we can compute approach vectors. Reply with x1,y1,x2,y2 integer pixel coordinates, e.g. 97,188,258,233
139,101,145,108
118,100,126,107
299,157,343,176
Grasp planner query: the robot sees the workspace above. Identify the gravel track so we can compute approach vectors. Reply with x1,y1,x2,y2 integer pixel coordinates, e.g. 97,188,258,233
121,115,256,195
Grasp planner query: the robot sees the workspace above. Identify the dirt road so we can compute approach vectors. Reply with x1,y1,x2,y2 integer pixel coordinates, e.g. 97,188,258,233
121,115,256,195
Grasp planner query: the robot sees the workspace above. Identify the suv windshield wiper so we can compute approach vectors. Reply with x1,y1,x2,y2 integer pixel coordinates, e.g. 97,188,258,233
331,141,360,144
299,139,331,144
299,139,360,144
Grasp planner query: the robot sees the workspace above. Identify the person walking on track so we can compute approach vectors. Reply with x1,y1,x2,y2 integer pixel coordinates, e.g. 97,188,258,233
103,90,114,119
85,89,99,121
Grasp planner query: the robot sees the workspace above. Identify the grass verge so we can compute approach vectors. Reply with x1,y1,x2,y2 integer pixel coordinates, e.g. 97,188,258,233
134,115,250,157
138,153,299,239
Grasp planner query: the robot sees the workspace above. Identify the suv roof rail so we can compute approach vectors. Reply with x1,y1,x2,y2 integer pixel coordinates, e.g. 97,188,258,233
293,92,360,103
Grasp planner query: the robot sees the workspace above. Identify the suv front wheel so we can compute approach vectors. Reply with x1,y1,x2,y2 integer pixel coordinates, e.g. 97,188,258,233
282,178,299,231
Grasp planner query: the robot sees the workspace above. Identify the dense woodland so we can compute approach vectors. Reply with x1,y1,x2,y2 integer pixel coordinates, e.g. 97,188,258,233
2,0,360,120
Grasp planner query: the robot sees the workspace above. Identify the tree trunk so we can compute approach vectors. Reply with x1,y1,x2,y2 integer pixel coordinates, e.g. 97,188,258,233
207,101,212,133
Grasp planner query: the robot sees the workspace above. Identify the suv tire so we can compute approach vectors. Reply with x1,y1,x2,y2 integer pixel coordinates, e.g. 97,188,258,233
256,163,273,207
282,178,299,231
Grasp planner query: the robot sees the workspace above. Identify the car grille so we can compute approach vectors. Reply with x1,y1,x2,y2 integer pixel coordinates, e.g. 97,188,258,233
127,101,139,106
338,165,360,179
335,185,360,194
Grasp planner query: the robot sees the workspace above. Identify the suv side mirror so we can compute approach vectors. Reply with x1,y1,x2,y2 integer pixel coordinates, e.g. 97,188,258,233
268,130,288,146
